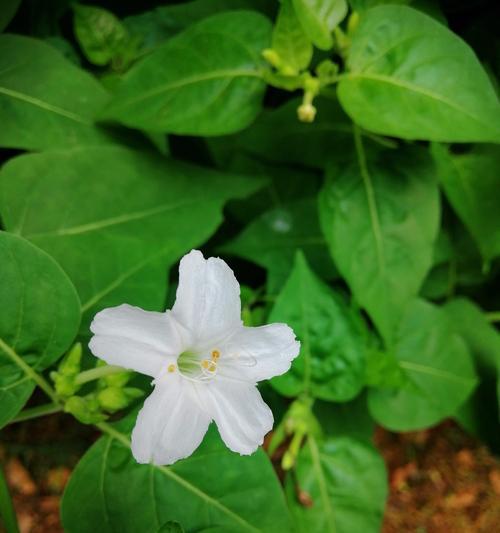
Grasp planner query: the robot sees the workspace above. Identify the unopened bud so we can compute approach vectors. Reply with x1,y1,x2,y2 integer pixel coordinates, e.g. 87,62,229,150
297,103,317,123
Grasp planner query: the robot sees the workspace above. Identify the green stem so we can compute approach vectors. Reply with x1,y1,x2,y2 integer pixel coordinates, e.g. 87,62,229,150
95,421,131,447
0,464,19,533
9,403,62,424
75,365,124,385
0,338,60,405
486,311,500,323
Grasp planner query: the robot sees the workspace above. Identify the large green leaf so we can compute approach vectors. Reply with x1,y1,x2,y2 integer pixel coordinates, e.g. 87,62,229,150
368,299,477,431
0,34,112,150
61,421,291,533
319,139,440,342
272,0,312,73
286,435,387,533
338,6,500,142
0,232,81,428
432,144,500,265
269,253,367,402
292,0,348,50
103,11,271,135
0,146,261,333
221,197,335,294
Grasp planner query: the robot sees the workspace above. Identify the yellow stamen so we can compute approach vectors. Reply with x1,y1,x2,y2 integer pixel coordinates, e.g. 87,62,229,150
211,350,220,360
201,359,210,369
208,362,216,372
167,364,176,373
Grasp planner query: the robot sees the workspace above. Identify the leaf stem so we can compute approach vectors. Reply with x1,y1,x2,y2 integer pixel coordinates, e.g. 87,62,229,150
0,463,19,533
75,365,125,385
486,311,500,323
0,337,60,405
9,403,62,424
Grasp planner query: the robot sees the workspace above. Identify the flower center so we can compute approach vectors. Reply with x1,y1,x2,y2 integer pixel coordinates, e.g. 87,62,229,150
177,349,220,381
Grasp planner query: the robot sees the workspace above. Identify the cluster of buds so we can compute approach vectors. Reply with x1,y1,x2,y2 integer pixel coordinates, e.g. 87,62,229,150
50,343,143,424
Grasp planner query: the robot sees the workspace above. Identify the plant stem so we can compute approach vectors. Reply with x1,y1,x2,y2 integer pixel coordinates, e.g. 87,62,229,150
75,365,125,385
0,464,19,533
0,338,60,405
95,421,131,447
9,403,62,424
486,311,500,323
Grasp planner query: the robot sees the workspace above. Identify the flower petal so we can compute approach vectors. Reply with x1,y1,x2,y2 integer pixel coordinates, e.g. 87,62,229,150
172,250,242,348
131,374,211,465
202,379,273,455
219,324,300,382
89,304,182,377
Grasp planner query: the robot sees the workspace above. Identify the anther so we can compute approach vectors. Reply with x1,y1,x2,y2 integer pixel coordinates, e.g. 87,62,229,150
211,350,220,360
201,360,210,369
167,364,176,373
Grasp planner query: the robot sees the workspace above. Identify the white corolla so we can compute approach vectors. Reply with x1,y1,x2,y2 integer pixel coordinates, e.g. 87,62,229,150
88,250,300,465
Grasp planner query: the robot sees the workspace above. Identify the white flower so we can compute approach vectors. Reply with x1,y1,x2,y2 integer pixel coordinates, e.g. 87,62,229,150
89,250,300,465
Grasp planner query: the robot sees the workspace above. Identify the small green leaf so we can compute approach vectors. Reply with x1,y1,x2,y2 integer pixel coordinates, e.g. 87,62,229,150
0,233,81,428
269,252,368,402
73,3,133,68
319,139,440,342
368,299,477,431
0,34,111,150
432,144,500,265
103,11,272,135
338,6,500,142
286,435,387,532
61,423,292,533
222,197,336,294
292,0,348,50
0,146,262,333
271,0,313,73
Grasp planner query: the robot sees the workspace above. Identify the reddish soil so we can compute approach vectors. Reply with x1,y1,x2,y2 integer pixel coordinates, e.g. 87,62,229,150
2,416,499,532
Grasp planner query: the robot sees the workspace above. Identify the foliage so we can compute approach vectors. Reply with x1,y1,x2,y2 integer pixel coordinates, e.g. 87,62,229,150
0,1,499,532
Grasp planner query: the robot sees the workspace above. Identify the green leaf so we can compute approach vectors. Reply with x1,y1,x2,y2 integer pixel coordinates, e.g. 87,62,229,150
313,394,375,443
123,0,274,55
432,144,500,265
232,96,354,169
73,3,133,67
0,34,112,150
292,0,348,50
269,252,367,402
271,0,313,73
368,299,477,431
319,137,440,342
286,435,387,533
221,197,336,294
61,423,292,533
0,0,21,32
103,11,272,135
0,232,81,428
444,298,500,447
0,146,262,334
338,6,500,142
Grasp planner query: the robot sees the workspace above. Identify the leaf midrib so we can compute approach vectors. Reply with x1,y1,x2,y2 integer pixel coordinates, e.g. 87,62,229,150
309,436,336,533
24,198,198,239
111,68,261,110
345,72,499,133
0,86,92,125
99,425,259,533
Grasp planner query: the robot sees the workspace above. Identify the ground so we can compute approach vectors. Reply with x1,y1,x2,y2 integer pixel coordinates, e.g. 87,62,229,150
2,416,500,532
